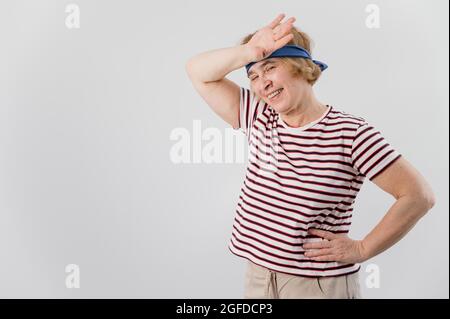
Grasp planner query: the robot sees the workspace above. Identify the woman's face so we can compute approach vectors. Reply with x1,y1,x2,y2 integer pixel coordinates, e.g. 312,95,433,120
248,58,308,114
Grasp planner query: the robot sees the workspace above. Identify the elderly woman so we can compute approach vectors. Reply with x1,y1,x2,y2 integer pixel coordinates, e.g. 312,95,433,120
185,13,435,299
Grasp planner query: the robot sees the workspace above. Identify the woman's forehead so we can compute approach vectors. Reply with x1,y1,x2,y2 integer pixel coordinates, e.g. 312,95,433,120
248,58,279,75
255,58,278,67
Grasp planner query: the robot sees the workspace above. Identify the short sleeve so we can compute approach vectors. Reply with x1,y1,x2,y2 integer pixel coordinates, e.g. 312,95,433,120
233,87,265,139
351,122,402,181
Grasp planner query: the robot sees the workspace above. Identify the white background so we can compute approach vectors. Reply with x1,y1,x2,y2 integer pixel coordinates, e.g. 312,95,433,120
0,0,448,298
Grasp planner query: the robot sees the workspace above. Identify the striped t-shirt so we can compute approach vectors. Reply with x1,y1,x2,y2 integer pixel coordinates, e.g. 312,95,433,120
228,87,402,277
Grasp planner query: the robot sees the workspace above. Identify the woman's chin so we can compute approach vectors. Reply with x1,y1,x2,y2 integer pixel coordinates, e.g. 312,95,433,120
271,103,288,113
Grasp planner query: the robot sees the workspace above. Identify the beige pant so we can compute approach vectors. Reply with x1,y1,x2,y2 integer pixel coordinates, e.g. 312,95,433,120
244,261,362,299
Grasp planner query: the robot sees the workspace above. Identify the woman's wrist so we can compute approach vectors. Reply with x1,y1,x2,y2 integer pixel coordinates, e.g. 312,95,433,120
357,239,371,263
240,44,264,65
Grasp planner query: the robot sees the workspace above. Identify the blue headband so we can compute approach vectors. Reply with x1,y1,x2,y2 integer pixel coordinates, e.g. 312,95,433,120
245,45,328,74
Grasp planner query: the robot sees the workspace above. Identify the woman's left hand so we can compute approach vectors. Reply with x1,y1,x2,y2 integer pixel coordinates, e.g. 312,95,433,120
303,229,368,264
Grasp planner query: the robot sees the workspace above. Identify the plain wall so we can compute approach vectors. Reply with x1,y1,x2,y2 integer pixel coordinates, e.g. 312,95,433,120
0,0,448,298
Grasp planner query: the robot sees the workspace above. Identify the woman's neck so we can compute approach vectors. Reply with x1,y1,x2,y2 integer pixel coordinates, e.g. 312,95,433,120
280,91,328,128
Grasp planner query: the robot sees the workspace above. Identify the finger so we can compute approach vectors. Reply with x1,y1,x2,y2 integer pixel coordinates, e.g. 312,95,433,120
274,33,294,49
273,18,295,40
288,17,296,23
310,255,337,262
273,25,293,43
283,17,296,27
305,248,333,258
303,240,332,249
268,13,285,29
308,229,338,240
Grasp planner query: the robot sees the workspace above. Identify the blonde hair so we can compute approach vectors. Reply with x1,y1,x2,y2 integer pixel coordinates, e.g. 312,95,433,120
240,27,322,85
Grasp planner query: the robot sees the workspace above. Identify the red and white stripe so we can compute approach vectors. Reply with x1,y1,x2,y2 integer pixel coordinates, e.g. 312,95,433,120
229,87,401,277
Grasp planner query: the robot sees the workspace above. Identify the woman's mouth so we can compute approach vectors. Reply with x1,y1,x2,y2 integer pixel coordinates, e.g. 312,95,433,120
267,88,283,102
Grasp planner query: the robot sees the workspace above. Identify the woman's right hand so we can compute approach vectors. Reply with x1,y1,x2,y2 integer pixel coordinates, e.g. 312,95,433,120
245,13,296,63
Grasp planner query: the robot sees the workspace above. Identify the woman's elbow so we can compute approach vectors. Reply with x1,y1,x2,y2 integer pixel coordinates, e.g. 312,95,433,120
417,187,436,214
423,190,436,211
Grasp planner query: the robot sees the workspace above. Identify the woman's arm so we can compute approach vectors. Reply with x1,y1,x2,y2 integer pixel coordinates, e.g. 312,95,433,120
185,13,295,128
303,156,436,264
185,46,253,129
185,13,295,82
357,156,436,260
186,45,255,83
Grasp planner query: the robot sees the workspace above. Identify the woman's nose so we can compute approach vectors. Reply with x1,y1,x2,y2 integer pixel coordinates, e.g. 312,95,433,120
262,78,272,92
